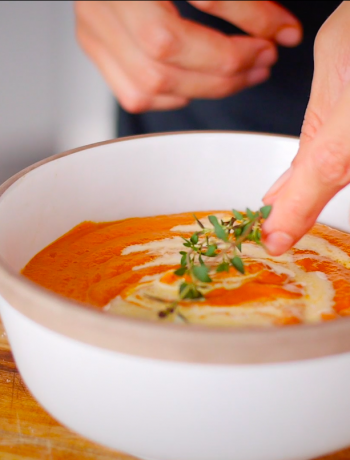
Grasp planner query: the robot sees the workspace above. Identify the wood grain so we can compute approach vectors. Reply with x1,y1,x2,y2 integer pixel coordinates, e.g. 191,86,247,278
0,318,349,460
0,318,136,460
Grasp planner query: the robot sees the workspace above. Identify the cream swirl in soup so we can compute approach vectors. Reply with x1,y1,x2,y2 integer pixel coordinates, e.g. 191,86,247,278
21,212,350,327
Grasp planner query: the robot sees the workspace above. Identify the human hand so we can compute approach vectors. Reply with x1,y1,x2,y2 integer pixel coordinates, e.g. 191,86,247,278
75,1,302,113
262,2,350,256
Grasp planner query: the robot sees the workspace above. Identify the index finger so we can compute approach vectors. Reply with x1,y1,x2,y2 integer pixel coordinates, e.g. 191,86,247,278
262,82,350,256
111,1,277,76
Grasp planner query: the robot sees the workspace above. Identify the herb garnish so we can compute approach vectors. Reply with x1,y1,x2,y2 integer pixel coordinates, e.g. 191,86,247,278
158,206,272,320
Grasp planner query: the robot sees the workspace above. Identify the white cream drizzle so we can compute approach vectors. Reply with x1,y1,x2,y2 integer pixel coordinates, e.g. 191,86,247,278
110,215,343,327
294,234,350,268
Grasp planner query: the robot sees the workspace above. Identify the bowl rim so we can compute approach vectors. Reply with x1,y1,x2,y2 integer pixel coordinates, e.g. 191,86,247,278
2,130,350,365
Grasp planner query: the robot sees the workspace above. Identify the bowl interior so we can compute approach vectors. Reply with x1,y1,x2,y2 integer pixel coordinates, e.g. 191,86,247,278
0,132,350,272
0,131,334,271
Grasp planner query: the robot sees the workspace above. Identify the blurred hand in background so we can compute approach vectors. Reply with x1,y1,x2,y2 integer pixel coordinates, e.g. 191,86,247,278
75,1,302,113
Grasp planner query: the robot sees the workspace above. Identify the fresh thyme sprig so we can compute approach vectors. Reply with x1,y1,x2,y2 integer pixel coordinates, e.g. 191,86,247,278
158,206,272,320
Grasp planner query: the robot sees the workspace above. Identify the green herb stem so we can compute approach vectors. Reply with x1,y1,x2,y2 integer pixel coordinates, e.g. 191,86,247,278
158,206,272,319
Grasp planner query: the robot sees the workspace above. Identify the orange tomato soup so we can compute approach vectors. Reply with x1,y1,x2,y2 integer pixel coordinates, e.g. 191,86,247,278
21,212,350,327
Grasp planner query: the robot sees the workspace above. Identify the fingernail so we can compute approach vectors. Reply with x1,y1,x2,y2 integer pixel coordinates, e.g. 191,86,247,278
275,26,302,47
247,67,270,85
255,47,277,67
190,0,212,6
263,166,293,201
264,231,294,255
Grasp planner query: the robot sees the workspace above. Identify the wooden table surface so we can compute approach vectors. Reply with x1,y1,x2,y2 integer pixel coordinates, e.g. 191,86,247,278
0,318,349,460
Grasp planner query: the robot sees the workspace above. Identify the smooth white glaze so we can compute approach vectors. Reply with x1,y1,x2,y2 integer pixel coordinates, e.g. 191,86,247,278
2,298,350,460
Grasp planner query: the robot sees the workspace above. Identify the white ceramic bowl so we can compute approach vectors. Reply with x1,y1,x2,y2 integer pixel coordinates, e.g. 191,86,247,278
1,132,350,460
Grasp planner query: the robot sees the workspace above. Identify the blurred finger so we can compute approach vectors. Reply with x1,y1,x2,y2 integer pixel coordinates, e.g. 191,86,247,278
77,27,189,113
189,1,302,47
110,0,277,76
77,7,271,100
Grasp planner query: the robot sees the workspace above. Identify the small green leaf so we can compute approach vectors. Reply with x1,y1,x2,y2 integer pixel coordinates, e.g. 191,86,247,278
255,228,262,242
246,208,256,220
208,215,219,226
180,282,203,299
232,209,244,221
180,253,187,266
204,244,217,257
193,214,205,229
180,251,187,256
231,256,245,274
234,227,242,237
183,242,191,248
236,242,242,252
190,287,204,299
215,226,228,242
190,233,199,244
193,265,212,283
217,262,230,273
199,255,205,266
180,282,195,300
260,205,272,219
174,267,187,277
208,215,228,242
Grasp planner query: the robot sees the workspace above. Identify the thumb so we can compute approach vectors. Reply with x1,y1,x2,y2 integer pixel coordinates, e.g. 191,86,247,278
262,81,350,256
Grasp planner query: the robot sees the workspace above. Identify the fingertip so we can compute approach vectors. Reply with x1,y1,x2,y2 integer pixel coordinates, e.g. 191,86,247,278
246,67,270,86
188,0,213,9
150,96,190,112
255,45,278,67
275,25,303,47
263,231,294,256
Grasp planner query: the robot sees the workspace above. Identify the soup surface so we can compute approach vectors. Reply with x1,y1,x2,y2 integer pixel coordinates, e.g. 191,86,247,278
21,211,350,327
